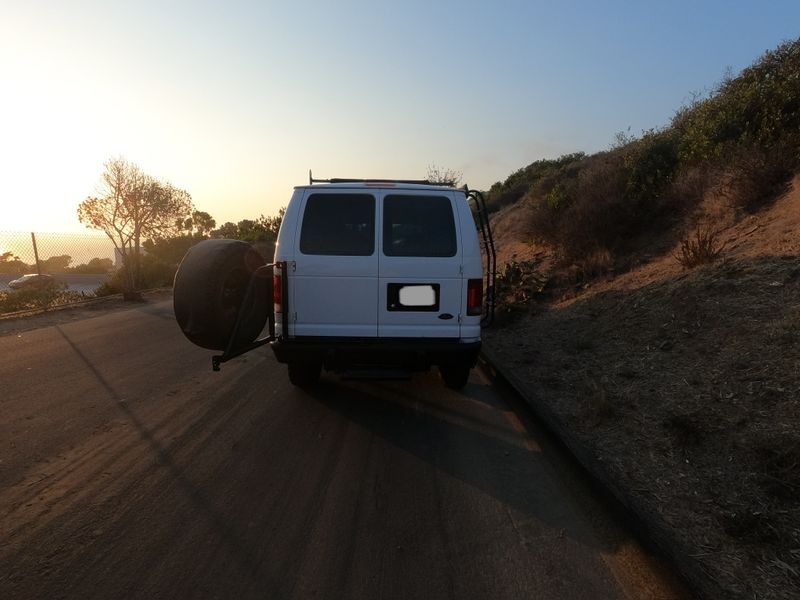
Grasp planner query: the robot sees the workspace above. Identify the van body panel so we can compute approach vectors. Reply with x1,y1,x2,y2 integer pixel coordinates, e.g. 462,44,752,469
289,190,378,337
272,190,304,339
377,191,463,338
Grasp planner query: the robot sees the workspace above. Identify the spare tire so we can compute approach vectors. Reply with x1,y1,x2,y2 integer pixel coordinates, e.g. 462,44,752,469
173,239,271,351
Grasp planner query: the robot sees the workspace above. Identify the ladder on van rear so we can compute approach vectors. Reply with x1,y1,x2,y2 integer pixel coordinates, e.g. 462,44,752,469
467,189,496,326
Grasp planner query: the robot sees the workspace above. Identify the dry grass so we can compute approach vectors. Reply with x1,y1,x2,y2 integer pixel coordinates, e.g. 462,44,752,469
674,224,726,268
484,255,800,599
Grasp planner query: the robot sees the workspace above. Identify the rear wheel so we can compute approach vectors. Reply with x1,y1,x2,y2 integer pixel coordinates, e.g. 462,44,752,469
288,361,322,387
439,363,471,390
173,240,270,350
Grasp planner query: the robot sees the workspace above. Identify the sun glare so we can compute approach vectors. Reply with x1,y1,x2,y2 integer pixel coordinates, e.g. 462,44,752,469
1,26,126,234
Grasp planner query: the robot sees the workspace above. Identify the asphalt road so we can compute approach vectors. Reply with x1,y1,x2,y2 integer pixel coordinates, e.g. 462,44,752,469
0,300,688,599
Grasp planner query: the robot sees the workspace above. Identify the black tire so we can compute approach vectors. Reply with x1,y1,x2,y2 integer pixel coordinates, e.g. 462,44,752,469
439,363,471,390
174,239,270,350
288,361,321,387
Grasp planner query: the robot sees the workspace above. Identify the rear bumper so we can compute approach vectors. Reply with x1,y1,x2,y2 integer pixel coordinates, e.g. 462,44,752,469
271,336,481,371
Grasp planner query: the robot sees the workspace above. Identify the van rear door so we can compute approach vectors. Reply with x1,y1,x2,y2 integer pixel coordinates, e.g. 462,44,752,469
291,191,378,337
377,192,462,338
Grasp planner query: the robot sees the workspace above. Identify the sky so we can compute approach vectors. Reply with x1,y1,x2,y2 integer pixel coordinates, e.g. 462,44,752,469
1,0,798,234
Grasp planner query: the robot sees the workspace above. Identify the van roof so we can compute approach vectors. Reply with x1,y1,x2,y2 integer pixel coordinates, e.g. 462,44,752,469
295,182,463,192
301,172,464,192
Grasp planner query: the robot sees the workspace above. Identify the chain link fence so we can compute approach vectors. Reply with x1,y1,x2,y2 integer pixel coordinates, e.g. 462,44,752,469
0,231,118,313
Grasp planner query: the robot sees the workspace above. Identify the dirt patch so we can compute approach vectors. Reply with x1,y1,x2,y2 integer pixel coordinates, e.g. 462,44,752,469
484,174,800,600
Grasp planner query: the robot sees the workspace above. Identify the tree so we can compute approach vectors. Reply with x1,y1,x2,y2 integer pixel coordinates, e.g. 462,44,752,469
210,208,285,243
426,163,462,186
209,208,285,259
78,157,194,294
190,211,216,236
0,251,29,274
212,221,239,239
143,233,206,268
179,210,216,236
68,257,113,274
40,254,72,273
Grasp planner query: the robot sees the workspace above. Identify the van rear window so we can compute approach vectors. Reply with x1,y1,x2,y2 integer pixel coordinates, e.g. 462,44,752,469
299,194,375,256
383,195,456,257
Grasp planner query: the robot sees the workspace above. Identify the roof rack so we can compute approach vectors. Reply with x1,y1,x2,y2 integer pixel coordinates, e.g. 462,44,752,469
309,170,456,187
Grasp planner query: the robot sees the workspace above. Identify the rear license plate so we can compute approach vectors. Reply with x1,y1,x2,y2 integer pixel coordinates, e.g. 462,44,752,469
387,283,440,311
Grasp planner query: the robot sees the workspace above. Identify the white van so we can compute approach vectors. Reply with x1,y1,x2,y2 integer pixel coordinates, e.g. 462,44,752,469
174,177,495,389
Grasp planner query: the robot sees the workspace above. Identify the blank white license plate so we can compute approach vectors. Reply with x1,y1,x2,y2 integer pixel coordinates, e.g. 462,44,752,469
398,285,436,306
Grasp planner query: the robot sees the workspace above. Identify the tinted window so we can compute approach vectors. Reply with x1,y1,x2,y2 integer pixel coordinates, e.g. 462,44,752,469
299,194,375,256
383,195,456,257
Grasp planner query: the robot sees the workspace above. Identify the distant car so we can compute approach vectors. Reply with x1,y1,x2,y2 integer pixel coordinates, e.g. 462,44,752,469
8,274,56,291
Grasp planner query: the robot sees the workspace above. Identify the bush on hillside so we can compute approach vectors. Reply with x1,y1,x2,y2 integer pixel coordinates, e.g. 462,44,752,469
485,153,586,213
93,255,178,297
676,40,800,164
622,128,680,206
528,152,629,260
717,143,796,212
522,37,800,269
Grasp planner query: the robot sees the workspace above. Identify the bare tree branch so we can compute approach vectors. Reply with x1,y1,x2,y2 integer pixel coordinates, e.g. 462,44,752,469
77,157,194,292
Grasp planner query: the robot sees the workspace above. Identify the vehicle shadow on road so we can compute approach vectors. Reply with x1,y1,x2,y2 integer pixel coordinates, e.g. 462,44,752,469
302,375,623,554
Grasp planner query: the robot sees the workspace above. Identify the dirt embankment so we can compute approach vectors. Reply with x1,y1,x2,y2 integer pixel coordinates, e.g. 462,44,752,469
484,179,800,599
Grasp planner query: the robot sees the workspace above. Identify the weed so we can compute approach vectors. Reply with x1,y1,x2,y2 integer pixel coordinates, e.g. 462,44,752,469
575,249,614,280
495,260,548,307
674,224,726,268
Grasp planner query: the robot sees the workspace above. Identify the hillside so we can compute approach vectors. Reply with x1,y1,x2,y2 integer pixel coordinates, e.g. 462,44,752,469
481,39,799,600
485,142,800,599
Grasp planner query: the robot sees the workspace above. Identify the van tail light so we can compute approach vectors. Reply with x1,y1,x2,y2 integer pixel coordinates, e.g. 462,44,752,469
273,273,282,309
467,279,483,316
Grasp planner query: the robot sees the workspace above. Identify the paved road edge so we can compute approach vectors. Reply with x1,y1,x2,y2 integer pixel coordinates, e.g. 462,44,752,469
480,344,718,600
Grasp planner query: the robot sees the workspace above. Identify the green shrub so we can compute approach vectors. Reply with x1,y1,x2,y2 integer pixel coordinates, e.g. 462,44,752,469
485,153,586,213
676,39,800,165
93,280,123,297
622,128,679,206
493,259,549,323
529,151,629,260
93,256,176,297
545,184,567,210
139,254,178,289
